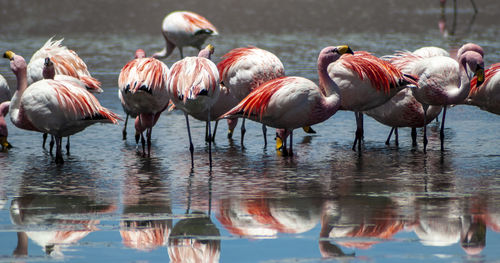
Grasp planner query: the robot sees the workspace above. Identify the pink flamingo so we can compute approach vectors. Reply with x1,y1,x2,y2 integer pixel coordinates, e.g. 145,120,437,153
0,74,10,103
118,49,170,157
167,44,219,168
217,46,287,147
27,38,103,149
0,101,11,151
4,51,120,164
220,46,354,156
465,63,500,115
365,89,442,146
153,11,218,59
327,51,418,152
389,44,484,152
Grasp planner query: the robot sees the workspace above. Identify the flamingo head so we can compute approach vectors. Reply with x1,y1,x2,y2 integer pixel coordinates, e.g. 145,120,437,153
43,57,56,79
318,45,354,67
460,51,484,86
135,49,146,59
198,44,215,59
457,43,484,59
3,51,27,74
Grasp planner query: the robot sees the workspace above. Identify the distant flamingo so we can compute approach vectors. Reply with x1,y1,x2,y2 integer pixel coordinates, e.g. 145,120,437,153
413,46,450,58
220,46,354,156
153,11,218,59
465,63,500,115
0,101,11,151
4,51,120,164
0,74,10,103
217,46,286,147
167,44,219,168
27,38,103,150
365,89,442,146
388,45,484,152
327,51,418,152
118,49,170,157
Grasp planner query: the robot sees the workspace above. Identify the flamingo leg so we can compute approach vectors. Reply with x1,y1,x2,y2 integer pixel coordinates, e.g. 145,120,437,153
423,105,429,153
440,106,447,151
185,113,194,168
146,128,152,157
55,136,64,164
208,110,212,169
411,127,417,147
395,128,399,146
352,112,364,152
179,47,184,59
42,133,48,148
470,0,478,13
140,133,146,156
49,135,55,155
212,120,219,143
386,127,395,145
288,130,294,156
205,121,209,142
122,114,129,140
66,137,70,155
262,124,267,147
240,118,246,149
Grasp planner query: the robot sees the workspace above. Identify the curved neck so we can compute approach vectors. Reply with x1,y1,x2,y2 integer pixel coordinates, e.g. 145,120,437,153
318,59,340,97
448,62,472,105
10,68,28,122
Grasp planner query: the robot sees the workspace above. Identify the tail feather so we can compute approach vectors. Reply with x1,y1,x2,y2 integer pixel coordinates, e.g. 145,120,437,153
80,76,103,93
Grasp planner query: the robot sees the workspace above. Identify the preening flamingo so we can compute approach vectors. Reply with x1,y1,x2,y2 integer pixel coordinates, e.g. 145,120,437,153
0,74,10,103
0,101,11,151
327,51,418,152
465,63,500,115
167,44,219,168
27,37,103,150
220,45,354,156
118,49,170,157
4,51,120,164
365,89,442,146
388,45,484,152
153,11,218,59
217,46,288,147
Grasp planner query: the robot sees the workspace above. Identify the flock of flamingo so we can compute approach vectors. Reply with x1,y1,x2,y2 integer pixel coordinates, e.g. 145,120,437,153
0,10,498,168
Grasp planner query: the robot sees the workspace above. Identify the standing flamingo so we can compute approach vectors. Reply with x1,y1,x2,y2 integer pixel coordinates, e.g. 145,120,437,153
153,11,218,59
217,46,286,147
4,51,120,164
167,44,219,168
27,37,103,150
220,46,354,156
0,101,11,151
327,51,418,152
365,89,443,146
465,63,500,115
389,45,484,152
0,74,10,103
118,49,170,157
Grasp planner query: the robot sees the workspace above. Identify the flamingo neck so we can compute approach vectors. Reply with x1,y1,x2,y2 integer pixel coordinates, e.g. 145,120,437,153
318,60,340,97
448,62,472,105
10,69,29,128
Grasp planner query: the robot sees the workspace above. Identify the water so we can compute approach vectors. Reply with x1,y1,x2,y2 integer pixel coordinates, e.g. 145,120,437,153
0,0,500,262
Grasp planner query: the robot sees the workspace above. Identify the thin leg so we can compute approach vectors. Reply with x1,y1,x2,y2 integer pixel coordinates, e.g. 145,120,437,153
208,111,212,170
352,112,359,151
288,130,294,156
141,133,146,156
241,118,246,149
411,127,417,147
470,0,478,13
123,114,129,140
49,135,55,155
185,113,194,168
42,133,48,148
205,121,209,142
147,128,152,157
282,130,288,156
352,112,363,152
262,124,267,147
395,128,399,146
386,127,394,145
55,136,64,164
359,113,364,152
179,47,184,59
66,137,70,155
440,106,447,151
423,105,429,153
212,120,219,142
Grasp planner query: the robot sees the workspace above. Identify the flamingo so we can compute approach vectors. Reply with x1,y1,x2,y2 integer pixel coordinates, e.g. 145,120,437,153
0,74,10,103
27,37,103,150
167,44,219,168
0,101,11,151
153,11,218,59
389,45,484,152
465,63,500,115
413,46,450,58
220,45,354,156
4,51,120,164
327,51,418,152
365,89,442,146
118,49,170,157
217,46,287,147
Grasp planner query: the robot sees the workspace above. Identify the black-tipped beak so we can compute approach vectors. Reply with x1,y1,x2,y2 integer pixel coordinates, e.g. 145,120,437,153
475,66,485,87
346,47,354,55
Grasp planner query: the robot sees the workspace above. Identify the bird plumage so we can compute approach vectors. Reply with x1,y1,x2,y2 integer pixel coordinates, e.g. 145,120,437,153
466,63,500,115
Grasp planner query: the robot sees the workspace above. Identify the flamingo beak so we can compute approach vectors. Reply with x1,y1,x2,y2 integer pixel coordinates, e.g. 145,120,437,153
3,51,15,60
227,129,234,139
275,134,284,151
0,136,12,151
302,126,316,134
475,66,485,87
338,45,354,55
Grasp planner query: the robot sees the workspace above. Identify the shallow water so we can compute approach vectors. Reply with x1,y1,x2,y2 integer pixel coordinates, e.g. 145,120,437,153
0,0,500,262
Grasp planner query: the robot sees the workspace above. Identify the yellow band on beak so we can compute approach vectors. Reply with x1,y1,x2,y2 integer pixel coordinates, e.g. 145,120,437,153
337,45,354,55
476,67,485,84
276,136,283,150
3,51,15,60
206,44,215,53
